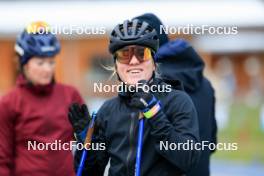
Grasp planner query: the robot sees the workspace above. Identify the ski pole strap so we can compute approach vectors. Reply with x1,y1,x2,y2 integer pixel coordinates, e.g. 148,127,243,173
143,101,161,119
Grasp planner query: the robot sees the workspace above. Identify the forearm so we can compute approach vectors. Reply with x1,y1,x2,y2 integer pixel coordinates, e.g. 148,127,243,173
147,110,201,172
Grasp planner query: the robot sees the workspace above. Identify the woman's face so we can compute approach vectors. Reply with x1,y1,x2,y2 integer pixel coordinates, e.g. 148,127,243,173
23,57,56,85
116,54,155,85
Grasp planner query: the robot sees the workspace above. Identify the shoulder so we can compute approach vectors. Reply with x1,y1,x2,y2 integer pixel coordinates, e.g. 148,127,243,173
54,83,84,103
167,88,193,105
151,78,194,110
158,87,195,114
0,87,22,114
152,78,191,104
0,87,20,104
55,82,78,93
54,83,82,97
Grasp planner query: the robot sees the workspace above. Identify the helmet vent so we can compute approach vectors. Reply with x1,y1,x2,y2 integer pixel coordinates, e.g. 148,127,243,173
27,38,36,47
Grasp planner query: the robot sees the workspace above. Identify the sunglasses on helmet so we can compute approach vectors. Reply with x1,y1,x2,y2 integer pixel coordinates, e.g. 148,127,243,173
26,21,50,34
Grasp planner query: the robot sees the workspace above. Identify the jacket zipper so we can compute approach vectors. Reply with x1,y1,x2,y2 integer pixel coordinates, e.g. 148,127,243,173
126,112,137,176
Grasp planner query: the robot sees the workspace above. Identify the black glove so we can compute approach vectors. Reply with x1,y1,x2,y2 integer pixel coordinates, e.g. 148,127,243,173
68,103,91,141
130,80,161,119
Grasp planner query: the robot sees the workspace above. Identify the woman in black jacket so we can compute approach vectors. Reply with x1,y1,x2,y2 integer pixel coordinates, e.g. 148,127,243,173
68,19,200,176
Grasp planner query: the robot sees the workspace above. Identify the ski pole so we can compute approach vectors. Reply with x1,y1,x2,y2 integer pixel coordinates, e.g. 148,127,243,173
77,112,97,176
135,113,144,176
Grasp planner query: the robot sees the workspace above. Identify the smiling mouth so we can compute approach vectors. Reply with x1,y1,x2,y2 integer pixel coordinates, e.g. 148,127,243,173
127,68,143,74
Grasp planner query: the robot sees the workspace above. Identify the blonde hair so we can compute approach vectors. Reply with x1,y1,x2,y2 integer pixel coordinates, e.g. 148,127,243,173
101,62,117,81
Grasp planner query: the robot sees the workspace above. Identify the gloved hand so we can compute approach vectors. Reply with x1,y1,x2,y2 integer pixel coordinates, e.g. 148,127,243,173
68,103,91,142
130,80,161,119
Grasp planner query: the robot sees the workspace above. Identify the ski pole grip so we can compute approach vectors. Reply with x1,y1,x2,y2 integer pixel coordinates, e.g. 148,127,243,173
138,112,144,119
84,112,97,148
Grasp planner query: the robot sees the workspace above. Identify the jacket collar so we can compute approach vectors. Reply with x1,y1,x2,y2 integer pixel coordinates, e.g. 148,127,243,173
16,74,55,96
118,77,161,99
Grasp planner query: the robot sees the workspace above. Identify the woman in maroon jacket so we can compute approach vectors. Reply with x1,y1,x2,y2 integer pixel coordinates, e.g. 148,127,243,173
0,22,83,175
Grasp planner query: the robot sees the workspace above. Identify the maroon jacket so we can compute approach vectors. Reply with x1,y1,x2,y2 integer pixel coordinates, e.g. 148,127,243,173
0,75,84,175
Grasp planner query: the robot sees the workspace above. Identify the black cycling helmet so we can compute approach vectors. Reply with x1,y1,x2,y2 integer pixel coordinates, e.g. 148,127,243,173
133,13,169,47
109,19,159,54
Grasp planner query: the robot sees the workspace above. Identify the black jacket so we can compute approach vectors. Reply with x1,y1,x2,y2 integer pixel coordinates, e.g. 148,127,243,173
155,39,217,176
75,78,200,176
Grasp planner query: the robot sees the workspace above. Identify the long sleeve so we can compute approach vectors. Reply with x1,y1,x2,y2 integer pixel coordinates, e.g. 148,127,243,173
147,91,201,173
0,96,15,176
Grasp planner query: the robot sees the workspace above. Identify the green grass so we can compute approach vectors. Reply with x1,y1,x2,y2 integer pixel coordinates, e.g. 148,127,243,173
212,103,264,163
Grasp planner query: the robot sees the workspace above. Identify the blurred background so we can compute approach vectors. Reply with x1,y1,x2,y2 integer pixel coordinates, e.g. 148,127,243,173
0,0,263,175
